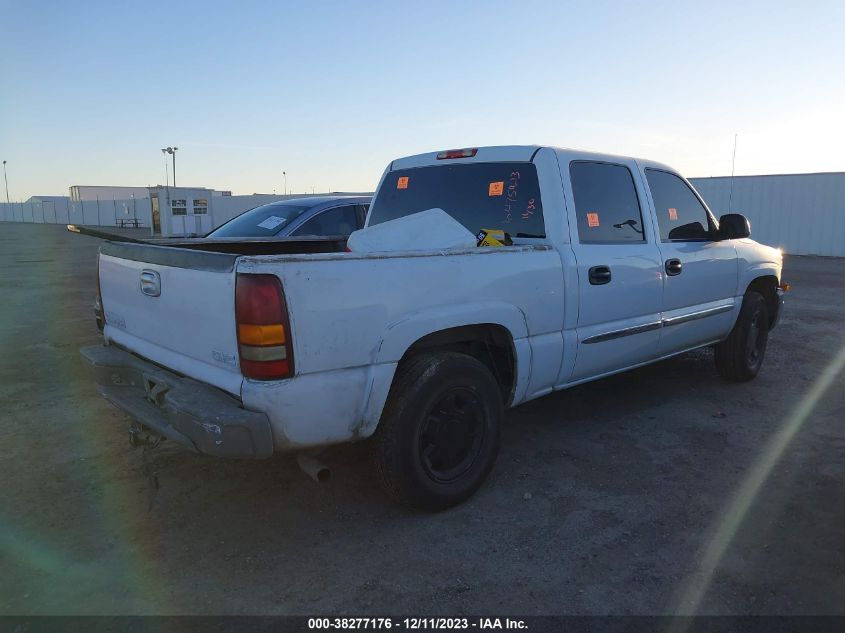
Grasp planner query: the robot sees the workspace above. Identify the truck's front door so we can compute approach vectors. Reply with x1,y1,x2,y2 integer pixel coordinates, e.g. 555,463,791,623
562,160,664,381
642,168,738,355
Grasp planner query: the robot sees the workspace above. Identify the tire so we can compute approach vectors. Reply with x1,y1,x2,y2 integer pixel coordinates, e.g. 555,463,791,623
714,290,769,382
372,352,503,511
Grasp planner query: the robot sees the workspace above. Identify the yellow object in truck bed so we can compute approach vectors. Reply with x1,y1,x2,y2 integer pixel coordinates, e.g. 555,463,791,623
476,228,512,247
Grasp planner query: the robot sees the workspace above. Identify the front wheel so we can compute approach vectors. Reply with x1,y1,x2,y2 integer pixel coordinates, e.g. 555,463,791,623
372,352,503,511
714,291,769,382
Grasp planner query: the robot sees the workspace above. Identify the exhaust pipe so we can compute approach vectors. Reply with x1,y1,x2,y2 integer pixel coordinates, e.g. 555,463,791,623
296,454,331,483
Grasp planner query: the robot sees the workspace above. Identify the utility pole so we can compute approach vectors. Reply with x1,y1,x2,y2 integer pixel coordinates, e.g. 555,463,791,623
2,160,9,203
163,147,178,186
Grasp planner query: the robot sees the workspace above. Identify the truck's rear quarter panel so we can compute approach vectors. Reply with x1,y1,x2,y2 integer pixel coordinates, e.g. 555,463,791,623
242,246,563,373
237,246,564,448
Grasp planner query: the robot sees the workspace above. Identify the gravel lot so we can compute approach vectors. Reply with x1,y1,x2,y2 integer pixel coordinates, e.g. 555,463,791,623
1,223,843,616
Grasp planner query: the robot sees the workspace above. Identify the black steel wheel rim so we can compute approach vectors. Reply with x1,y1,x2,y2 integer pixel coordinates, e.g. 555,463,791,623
746,307,765,366
418,387,485,484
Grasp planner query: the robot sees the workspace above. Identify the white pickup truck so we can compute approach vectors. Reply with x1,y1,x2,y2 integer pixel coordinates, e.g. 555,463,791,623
81,145,785,510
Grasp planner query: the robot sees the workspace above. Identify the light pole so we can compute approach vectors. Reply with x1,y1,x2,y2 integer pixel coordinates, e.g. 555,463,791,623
283,171,287,196
163,147,178,186
160,148,170,186
2,160,8,204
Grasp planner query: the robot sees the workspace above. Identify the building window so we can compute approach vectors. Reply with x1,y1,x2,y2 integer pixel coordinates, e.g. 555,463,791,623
171,199,187,216
193,199,208,215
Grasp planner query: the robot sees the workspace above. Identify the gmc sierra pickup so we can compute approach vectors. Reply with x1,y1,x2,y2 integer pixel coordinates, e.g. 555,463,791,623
80,145,785,510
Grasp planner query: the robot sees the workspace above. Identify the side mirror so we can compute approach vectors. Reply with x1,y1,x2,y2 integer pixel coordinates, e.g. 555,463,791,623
718,213,750,239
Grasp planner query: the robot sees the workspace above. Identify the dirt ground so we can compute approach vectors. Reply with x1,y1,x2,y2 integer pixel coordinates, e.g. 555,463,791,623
1,223,843,616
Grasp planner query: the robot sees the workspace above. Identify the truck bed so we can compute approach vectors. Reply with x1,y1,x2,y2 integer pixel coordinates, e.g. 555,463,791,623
96,235,557,403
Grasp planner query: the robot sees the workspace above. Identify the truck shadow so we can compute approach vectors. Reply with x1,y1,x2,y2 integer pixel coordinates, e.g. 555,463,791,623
137,345,734,517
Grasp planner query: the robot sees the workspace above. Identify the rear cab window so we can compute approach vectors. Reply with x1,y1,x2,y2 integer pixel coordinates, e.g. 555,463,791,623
368,162,546,238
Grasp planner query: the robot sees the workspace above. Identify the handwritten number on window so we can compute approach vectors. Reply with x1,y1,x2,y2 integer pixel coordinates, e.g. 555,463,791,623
522,198,536,220
504,171,521,223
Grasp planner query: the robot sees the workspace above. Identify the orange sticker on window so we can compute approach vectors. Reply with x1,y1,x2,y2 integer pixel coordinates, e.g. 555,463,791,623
488,181,504,196
397,176,409,190
668,207,678,221
587,212,600,227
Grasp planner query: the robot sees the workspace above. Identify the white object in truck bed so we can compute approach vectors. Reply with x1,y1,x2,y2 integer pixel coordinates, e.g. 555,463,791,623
346,208,476,252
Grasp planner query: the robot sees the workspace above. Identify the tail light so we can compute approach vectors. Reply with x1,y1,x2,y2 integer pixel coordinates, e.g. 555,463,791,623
94,254,104,331
236,274,294,380
436,148,478,160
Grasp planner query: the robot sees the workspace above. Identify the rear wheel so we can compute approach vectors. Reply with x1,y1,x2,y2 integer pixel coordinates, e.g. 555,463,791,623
372,352,503,511
714,291,769,382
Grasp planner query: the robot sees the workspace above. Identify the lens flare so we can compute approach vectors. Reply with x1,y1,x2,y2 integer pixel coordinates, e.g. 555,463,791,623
669,340,845,622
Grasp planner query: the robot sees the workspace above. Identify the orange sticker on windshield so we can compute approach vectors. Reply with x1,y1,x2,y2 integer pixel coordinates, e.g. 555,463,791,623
397,176,409,190
587,212,600,227
668,207,678,221
488,181,504,196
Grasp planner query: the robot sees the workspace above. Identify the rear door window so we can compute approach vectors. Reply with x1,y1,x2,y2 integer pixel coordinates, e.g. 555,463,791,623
368,162,545,238
569,161,645,243
645,169,714,241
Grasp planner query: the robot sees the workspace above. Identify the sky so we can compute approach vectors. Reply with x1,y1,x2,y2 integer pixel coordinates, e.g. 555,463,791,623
1,0,844,200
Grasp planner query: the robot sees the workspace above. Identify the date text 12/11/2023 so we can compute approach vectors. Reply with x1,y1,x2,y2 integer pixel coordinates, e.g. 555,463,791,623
307,617,528,630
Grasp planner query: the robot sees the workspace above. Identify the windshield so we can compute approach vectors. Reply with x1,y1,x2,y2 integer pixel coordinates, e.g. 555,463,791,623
206,202,312,238
367,162,546,238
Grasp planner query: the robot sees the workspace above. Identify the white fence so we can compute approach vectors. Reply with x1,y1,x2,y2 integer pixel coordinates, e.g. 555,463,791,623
0,197,149,228
690,173,845,257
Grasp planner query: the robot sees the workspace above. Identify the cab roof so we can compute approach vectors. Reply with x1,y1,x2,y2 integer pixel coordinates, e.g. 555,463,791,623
390,145,678,174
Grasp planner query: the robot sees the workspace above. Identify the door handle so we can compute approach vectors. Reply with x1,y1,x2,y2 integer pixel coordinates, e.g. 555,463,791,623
588,265,612,285
665,258,682,276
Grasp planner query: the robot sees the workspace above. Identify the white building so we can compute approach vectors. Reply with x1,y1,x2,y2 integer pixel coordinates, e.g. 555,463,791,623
690,172,845,257
149,186,216,235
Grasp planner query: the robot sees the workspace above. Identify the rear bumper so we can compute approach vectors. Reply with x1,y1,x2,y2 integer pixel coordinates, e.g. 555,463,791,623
80,345,273,458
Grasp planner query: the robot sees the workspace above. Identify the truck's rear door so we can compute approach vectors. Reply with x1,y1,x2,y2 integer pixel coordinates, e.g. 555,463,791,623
560,158,664,381
98,241,243,395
